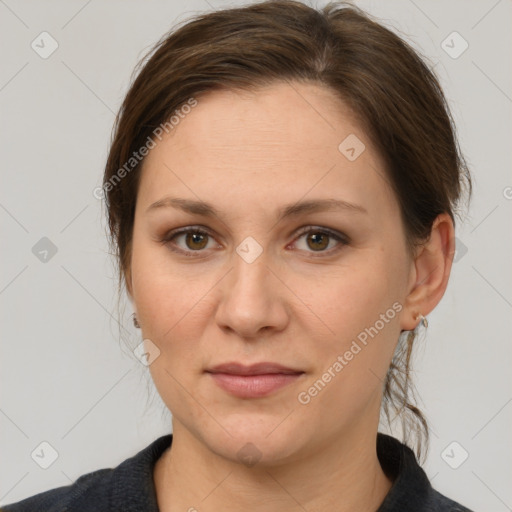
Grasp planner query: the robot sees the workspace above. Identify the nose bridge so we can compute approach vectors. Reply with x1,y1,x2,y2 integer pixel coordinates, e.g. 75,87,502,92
215,246,288,336
228,232,272,298
231,251,269,298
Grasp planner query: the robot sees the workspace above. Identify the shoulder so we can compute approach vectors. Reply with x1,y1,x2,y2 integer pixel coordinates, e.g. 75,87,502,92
0,468,115,512
376,433,475,512
427,488,475,512
0,434,173,512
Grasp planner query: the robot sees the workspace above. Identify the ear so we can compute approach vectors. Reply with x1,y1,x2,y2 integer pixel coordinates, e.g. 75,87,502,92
400,213,456,331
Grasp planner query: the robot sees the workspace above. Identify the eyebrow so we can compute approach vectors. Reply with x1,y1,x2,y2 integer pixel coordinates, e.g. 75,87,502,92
146,196,367,221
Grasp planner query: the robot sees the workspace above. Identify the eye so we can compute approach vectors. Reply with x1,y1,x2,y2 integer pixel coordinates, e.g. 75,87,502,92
292,226,349,255
162,227,219,256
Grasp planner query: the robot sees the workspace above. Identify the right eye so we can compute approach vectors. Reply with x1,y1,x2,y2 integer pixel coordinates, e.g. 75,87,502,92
161,227,220,257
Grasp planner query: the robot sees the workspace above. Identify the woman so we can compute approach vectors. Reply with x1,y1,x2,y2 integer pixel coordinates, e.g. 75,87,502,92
2,0,474,510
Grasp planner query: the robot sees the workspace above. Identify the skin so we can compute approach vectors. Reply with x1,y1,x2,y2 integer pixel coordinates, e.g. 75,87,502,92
125,81,455,511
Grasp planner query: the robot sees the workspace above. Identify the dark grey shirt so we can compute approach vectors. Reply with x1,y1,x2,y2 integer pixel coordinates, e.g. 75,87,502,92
1,433,474,511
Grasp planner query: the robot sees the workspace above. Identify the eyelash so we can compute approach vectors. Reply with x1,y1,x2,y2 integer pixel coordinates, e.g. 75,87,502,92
160,225,350,258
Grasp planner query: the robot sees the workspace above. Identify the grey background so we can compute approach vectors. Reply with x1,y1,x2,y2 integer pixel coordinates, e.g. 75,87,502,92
1,0,511,510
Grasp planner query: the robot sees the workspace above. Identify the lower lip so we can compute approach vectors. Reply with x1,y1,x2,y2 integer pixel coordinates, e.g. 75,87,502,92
207,372,304,398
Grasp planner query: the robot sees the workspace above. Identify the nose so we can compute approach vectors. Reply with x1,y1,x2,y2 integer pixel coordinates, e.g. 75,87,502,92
214,251,289,339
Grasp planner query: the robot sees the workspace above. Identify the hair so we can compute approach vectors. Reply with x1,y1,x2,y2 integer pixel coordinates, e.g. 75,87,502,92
102,0,472,461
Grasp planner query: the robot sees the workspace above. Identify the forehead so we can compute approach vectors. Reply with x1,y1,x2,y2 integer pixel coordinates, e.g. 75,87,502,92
163,82,366,158
137,81,395,218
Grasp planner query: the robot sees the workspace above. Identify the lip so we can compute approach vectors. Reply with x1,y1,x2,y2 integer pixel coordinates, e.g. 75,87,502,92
206,362,305,398
207,362,303,376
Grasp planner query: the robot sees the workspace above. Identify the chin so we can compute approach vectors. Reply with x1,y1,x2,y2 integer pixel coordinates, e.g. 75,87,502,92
198,413,312,468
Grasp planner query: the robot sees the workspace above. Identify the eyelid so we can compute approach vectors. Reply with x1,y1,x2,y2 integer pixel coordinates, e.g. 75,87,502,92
293,225,350,244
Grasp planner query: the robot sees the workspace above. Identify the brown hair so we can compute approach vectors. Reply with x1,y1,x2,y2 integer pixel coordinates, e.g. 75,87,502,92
103,0,472,460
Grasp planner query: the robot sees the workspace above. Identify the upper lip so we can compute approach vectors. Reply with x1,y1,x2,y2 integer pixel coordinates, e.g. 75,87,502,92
206,362,304,375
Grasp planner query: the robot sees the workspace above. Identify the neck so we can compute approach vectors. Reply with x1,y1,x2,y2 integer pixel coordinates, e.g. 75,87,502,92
154,421,393,512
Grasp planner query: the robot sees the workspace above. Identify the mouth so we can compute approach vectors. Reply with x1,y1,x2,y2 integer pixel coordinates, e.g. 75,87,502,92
205,362,305,398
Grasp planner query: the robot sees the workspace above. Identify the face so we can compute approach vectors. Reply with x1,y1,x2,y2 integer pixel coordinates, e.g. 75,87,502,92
128,81,416,466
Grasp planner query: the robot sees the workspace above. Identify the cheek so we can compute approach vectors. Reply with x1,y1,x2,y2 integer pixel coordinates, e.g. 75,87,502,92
306,248,405,390
132,254,212,414
306,249,404,336
130,235,199,329
129,238,227,387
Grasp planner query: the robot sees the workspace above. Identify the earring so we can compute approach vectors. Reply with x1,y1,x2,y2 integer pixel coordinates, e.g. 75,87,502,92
414,312,428,329
132,313,140,328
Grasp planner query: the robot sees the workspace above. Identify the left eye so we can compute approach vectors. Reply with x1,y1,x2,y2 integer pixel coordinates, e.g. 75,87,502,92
292,228,348,254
